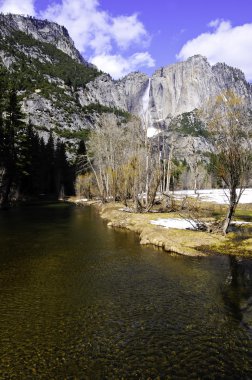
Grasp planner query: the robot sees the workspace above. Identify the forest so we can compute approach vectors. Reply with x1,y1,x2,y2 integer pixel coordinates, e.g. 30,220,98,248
75,93,252,234
1,57,251,234
0,66,76,208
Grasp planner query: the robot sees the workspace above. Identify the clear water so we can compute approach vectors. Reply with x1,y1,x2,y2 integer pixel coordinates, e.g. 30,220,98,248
0,202,251,379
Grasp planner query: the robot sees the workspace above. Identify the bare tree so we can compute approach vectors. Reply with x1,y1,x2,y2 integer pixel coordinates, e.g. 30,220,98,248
205,91,252,234
86,113,125,202
83,112,162,211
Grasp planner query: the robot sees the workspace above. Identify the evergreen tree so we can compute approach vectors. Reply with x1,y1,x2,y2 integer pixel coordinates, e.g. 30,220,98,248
0,67,76,204
0,66,9,195
38,137,47,195
1,88,26,206
45,131,55,195
18,121,41,195
75,139,88,175
55,138,67,197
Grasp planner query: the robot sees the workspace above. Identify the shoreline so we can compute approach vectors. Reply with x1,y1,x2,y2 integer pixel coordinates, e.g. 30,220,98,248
71,199,252,258
97,202,218,257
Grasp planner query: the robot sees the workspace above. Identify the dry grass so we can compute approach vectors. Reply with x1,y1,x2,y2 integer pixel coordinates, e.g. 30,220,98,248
72,198,252,257
97,201,252,257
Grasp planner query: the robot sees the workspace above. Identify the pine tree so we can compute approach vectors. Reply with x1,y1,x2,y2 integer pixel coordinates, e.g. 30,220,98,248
1,88,26,206
45,131,55,195
55,139,67,197
75,139,88,175
38,137,47,195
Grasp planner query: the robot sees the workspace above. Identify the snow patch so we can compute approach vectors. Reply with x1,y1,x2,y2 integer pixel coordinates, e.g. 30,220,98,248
151,218,198,230
75,198,88,203
147,127,158,137
150,218,251,230
172,188,252,204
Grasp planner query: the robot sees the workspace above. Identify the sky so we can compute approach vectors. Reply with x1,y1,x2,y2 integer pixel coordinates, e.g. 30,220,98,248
0,0,252,80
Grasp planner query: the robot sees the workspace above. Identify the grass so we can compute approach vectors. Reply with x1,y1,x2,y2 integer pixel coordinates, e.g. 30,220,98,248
71,197,252,257
102,199,252,257
234,207,252,222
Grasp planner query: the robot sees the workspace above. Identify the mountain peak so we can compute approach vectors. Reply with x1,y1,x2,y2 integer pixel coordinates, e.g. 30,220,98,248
0,13,90,65
186,54,208,63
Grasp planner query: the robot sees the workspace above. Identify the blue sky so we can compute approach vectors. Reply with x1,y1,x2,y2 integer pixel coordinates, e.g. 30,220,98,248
1,0,252,80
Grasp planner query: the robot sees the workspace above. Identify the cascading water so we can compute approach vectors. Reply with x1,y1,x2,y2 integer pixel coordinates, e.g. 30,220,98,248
141,78,157,138
142,78,150,115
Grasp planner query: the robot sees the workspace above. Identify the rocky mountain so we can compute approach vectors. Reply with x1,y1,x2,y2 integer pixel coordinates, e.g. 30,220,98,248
77,54,252,133
0,13,251,152
150,55,252,120
0,13,89,65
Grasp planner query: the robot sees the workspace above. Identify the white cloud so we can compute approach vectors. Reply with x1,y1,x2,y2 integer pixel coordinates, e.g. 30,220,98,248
40,0,110,54
111,14,150,50
0,0,35,16
0,0,154,78
91,52,155,79
177,20,252,81
39,0,153,77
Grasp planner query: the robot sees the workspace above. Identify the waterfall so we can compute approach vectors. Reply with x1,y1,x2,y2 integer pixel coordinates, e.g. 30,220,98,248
141,78,157,138
142,78,151,115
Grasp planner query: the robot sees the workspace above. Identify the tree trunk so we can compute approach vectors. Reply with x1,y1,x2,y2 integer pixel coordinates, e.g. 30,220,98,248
222,188,237,234
165,144,174,194
1,175,13,209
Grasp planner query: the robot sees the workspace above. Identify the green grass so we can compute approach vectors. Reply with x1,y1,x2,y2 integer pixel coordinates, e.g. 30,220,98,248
234,208,252,222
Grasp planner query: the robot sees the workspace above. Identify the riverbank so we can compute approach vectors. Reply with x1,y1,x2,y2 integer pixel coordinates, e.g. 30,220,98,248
71,199,252,257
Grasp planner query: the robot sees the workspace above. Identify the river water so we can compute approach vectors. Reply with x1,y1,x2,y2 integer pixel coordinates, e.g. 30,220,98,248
0,202,251,379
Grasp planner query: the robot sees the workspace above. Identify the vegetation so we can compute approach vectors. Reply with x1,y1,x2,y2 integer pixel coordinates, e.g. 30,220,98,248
172,111,209,138
0,28,101,91
0,69,76,207
0,24,133,207
82,103,131,122
205,91,252,234
53,127,90,140
0,19,251,234
75,91,252,239
97,199,252,256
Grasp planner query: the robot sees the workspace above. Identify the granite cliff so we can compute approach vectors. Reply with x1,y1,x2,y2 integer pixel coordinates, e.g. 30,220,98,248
78,54,252,133
0,13,251,151
0,13,88,65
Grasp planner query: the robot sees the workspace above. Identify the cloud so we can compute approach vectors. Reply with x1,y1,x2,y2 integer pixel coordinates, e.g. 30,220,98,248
39,0,153,77
0,0,154,78
111,14,150,50
177,20,252,81
0,0,35,16
91,52,155,79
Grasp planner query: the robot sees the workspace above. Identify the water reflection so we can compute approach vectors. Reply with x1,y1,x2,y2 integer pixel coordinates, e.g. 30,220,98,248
222,256,252,330
0,203,251,379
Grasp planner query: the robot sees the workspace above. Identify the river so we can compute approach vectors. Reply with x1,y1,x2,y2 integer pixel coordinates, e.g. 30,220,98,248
0,202,251,379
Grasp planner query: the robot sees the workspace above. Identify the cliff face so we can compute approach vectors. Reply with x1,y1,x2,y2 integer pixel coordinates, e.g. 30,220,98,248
0,13,251,147
149,55,252,121
0,13,88,65
77,54,252,129
0,13,103,148
78,72,149,115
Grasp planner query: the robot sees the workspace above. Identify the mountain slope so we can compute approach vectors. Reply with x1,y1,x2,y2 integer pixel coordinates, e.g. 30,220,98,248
0,13,88,64
0,13,251,150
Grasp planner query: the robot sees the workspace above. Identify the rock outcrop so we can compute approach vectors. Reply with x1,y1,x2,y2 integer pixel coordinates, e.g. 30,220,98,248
78,72,149,114
80,54,252,123
78,54,252,131
0,13,252,153
149,55,252,122
0,13,89,65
